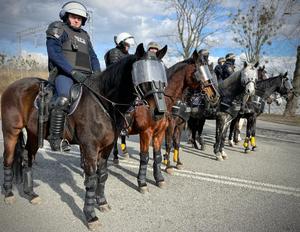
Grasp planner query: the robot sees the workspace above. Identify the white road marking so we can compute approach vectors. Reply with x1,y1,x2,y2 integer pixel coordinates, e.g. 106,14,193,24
5,144,300,198
116,160,300,198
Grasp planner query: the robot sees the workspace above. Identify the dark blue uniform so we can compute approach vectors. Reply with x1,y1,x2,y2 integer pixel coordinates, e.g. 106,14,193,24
104,46,128,67
46,21,100,97
221,60,235,80
214,64,223,81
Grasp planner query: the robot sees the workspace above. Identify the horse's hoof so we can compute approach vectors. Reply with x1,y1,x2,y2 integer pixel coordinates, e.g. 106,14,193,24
156,181,166,188
113,159,119,165
30,196,42,205
228,140,234,147
252,146,256,151
200,145,205,151
139,186,149,194
221,151,228,160
165,167,174,175
4,195,16,205
99,203,111,213
122,152,129,160
176,164,183,170
216,155,223,161
244,149,250,153
87,218,101,231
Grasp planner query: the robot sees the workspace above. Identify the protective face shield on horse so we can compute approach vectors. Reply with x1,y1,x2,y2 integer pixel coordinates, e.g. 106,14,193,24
241,62,259,96
132,52,168,113
194,64,220,105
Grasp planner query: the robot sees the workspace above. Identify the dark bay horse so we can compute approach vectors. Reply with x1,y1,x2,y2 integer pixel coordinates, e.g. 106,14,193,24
113,50,204,193
186,62,259,161
1,44,155,230
228,72,293,152
163,62,220,172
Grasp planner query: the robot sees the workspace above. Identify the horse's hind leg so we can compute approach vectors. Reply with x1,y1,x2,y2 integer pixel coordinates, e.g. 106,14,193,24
120,134,129,159
112,140,119,165
2,128,22,204
22,129,41,204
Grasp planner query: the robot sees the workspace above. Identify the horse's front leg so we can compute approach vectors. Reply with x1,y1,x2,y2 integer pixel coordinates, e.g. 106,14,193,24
153,126,166,188
248,114,257,151
137,130,151,193
228,117,238,147
215,112,232,161
219,113,233,160
243,114,252,153
81,149,99,230
95,151,111,212
197,117,206,151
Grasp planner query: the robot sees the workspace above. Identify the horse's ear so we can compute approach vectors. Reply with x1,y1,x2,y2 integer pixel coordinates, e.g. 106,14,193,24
135,43,145,58
243,61,248,68
156,45,167,60
254,61,259,68
263,65,265,70
284,71,288,77
192,49,198,61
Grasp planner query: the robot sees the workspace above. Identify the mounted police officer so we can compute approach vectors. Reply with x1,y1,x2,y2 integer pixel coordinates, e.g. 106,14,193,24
147,41,160,54
104,32,135,67
221,53,236,80
198,49,209,65
214,57,225,81
46,1,101,152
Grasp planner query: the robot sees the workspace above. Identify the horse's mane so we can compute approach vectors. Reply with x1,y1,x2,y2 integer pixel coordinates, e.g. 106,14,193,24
167,58,193,81
255,74,282,97
87,55,136,94
218,70,241,90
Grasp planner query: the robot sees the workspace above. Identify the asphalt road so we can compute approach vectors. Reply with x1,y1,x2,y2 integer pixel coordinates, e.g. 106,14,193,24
0,119,299,232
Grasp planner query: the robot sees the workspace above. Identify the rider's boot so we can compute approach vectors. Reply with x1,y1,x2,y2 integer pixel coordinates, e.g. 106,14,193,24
48,96,71,152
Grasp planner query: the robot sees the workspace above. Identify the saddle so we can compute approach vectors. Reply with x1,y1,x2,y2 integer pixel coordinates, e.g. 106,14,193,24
34,81,83,148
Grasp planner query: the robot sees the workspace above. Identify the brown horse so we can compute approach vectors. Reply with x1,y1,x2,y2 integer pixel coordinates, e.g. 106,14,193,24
113,50,206,193
1,44,164,230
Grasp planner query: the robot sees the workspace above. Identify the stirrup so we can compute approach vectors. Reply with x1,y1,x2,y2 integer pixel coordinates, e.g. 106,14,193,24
60,139,71,152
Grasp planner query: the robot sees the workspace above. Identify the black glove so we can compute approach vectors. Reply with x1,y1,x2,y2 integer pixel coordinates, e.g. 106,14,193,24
90,71,102,80
71,70,87,83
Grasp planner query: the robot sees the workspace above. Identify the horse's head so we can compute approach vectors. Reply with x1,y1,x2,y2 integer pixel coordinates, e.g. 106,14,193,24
241,61,259,96
132,43,168,115
277,72,294,98
192,50,220,105
257,65,269,80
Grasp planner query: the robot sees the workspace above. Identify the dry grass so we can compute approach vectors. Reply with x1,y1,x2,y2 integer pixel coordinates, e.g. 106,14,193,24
0,68,48,119
259,113,300,126
0,68,48,95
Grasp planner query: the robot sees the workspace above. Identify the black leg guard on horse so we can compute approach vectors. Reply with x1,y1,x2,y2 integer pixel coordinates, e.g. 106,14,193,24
137,152,149,187
22,149,39,201
153,151,164,183
95,162,108,206
3,166,13,198
83,174,98,223
48,96,70,152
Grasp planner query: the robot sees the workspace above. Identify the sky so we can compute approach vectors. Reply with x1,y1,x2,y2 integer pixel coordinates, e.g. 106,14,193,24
0,0,299,73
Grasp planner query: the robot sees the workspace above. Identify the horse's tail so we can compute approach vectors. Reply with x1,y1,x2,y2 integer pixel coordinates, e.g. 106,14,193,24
12,128,27,184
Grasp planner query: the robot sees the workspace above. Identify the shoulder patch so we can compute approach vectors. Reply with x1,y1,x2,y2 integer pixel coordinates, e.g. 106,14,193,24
46,21,65,39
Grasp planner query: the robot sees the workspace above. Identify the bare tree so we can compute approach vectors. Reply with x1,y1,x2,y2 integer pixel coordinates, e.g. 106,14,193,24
284,46,300,116
168,0,219,59
230,0,296,63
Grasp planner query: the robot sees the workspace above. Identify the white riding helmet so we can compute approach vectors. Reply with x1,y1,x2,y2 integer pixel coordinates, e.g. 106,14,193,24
114,32,135,47
59,1,89,26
